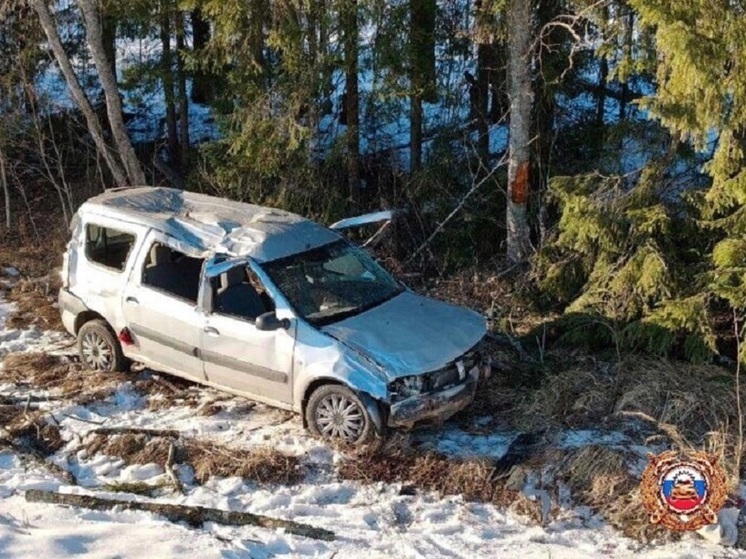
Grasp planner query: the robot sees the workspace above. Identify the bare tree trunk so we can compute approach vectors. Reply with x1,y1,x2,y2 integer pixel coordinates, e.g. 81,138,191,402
410,93,423,174
505,0,533,263
190,8,211,104
160,5,180,172
342,0,360,210
29,0,129,188
474,1,493,170
175,12,189,169
78,0,146,186
0,151,9,231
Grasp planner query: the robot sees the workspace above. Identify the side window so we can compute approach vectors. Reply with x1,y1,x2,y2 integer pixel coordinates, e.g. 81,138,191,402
85,224,136,272
212,265,275,322
141,242,204,303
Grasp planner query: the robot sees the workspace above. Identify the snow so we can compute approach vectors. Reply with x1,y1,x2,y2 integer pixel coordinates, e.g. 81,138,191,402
2,274,746,558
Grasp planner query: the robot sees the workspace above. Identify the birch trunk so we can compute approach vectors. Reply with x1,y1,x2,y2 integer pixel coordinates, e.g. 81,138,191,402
506,0,534,263
342,0,361,210
79,0,146,186
29,0,129,188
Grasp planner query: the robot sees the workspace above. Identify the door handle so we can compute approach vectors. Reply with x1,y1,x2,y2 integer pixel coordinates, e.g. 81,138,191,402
125,296,139,305
203,326,220,336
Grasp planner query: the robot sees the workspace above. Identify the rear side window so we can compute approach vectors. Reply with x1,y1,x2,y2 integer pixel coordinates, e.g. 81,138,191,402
85,224,136,272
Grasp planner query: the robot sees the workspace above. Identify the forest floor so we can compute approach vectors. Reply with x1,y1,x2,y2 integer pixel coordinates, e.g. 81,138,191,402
1,241,746,558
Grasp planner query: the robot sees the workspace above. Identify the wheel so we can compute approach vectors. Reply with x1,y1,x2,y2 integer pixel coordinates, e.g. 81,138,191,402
77,319,127,373
306,384,377,445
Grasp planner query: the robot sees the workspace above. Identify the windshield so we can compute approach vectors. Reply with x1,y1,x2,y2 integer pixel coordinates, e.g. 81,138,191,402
260,240,403,326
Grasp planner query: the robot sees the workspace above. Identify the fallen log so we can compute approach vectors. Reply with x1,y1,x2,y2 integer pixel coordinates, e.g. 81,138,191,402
25,489,335,541
87,427,180,438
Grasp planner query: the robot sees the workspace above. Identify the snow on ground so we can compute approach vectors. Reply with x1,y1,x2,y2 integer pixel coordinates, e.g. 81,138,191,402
1,278,746,558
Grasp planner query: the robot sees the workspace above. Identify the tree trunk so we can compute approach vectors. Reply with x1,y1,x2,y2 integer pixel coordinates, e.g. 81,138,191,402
0,151,9,231
79,0,146,186
175,13,189,167
505,0,533,263
409,0,436,174
29,0,129,188
190,8,211,104
410,92,423,173
342,0,360,210
474,1,493,170
160,4,180,172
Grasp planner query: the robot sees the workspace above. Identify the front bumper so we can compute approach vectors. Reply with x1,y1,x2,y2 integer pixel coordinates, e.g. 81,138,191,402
387,365,483,429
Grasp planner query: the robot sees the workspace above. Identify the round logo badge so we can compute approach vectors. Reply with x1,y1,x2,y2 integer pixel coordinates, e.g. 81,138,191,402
640,450,728,531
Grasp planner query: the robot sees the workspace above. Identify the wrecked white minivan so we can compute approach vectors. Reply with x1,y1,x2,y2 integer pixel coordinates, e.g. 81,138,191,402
59,187,490,444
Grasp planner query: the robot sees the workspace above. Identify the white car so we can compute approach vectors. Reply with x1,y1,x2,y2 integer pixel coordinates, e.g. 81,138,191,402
59,187,490,444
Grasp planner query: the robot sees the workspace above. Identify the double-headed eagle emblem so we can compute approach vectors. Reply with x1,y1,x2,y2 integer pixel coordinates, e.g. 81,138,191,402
640,450,728,531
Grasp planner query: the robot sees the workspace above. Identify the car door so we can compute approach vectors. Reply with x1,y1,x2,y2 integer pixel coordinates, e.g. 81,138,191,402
200,259,295,405
70,216,143,332
121,230,206,382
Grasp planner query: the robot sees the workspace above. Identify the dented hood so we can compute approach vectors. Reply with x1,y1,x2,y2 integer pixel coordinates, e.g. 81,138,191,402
322,291,486,379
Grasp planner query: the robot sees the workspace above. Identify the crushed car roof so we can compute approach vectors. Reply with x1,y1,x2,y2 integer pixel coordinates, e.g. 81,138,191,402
80,187,341,262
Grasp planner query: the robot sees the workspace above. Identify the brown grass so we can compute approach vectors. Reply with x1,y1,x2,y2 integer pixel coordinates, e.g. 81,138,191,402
559,445,676,544
2,407,65,457
5,275,64,331
83,433,303,486
1,352,127,403
0,233,66,332
337,436,516,506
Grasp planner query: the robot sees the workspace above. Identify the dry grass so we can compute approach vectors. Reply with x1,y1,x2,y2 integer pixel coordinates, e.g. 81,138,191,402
1,406,64,457
0,234,66,332
338,436,516,506
185,441,302,485
5,275,64,331
82,433,303,486
512,356,740,443
558,445,676,544
1,352,128,403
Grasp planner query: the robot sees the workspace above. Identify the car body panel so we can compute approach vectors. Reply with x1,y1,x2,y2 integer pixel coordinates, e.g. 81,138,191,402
322,290,487,379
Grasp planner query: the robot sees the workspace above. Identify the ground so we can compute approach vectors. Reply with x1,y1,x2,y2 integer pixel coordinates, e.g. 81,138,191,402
1,266,746,558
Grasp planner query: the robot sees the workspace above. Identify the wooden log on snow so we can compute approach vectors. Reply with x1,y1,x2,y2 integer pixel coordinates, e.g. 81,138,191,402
25,489,335,541
87,427,180,438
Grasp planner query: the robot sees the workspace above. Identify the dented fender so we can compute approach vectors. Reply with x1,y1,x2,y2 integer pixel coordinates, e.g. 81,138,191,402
292,320,388,412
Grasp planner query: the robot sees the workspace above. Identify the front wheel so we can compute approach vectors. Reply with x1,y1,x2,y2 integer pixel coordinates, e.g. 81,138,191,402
306,384,377,446
77,319,127,373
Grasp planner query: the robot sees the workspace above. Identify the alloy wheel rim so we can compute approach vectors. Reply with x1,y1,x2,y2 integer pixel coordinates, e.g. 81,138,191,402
315,393,364,441
81,331,113,371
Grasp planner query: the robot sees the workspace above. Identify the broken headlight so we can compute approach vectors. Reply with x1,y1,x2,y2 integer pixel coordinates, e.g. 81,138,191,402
390,375,425,400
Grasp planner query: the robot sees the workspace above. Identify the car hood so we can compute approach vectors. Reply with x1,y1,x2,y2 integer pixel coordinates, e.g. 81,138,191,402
322,291,486,380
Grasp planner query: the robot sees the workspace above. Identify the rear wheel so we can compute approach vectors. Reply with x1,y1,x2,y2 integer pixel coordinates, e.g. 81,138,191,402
77,319,127,373
306,384,376,446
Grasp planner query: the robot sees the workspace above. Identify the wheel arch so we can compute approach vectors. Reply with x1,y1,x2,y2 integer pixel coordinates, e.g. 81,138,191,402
301,377,386,435
74,310,109,334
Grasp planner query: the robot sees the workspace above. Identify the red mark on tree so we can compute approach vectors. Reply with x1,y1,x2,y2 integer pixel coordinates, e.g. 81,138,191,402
510,161,530,204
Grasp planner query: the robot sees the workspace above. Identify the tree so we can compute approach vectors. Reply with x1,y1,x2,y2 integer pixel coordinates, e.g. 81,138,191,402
29,0,131,187
78,0,146,185
341,0,361,209
506,0,535,263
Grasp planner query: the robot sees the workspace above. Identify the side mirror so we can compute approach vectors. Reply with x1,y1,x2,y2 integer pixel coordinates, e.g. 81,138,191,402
256,311,290,331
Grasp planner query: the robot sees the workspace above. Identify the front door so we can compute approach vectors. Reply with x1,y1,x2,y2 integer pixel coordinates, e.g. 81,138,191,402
201,261,294,405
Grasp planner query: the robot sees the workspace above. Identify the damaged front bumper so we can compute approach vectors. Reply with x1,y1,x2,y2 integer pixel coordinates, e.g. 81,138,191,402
387,365,485,429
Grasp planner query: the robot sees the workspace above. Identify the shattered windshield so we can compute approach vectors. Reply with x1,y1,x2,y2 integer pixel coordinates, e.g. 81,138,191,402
260,240,403,326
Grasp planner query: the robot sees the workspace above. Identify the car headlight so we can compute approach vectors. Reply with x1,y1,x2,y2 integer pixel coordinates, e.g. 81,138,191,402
390,375,425,400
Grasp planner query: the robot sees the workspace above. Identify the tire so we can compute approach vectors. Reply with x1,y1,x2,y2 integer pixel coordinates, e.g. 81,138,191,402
77,319,127,373
306,384,377,446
